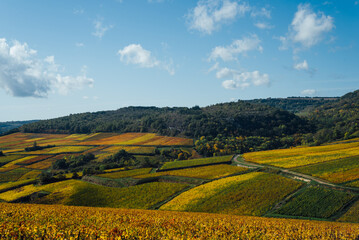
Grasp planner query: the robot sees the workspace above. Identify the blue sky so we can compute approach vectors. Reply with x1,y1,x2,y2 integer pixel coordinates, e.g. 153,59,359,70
0,0,358,121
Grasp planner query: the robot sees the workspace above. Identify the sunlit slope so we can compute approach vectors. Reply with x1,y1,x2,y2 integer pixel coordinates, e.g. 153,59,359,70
243,138,359,184
0,203,358,239
161,172,303,216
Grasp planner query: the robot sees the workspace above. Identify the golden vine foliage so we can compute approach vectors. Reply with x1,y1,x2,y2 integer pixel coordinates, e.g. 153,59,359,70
243,139,359,168
0,203,358,239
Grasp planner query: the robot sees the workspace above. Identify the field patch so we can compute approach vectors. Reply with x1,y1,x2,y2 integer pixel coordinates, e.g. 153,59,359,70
78,132,192,146
0,179,188,210
103,145,156,155
0,179,35,193
293,156,359,183
25,158,56,170
67,181,188,209
0,155,25,166
136,164,248,180
243,141,359,168
338,199,359,223
274,186,356,219
0,180,81,203
161,172,303,216
346,180,359,188
16,155,53,165
160,155,233,171
0,168,31,183
97,168,152,179
31,146,93,154
18,170,42,181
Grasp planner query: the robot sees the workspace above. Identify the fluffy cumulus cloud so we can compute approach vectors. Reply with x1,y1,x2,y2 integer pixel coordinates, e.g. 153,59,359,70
209,34,262,61
92,18,113,39
118,44,159,68
187,0,250,34
294,60,309,70
301,89,316,96
0,38,93,98
280,4,334,49
216,67,269,89
118,44,174,75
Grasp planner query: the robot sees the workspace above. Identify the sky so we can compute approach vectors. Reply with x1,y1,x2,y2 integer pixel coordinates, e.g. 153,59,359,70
0,0,358,121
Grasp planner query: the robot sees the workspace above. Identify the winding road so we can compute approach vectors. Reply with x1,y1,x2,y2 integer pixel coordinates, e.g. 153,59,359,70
233,154,359,193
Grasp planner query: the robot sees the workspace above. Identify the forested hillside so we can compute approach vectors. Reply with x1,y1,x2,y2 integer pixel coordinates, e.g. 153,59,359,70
19,101,313,138
308,90,359,144
14,89,359,149
245,97,339,114
0,120,37,134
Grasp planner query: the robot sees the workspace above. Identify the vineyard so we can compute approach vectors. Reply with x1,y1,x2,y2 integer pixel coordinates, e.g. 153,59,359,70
160,155,233,170
135,164,248,180
161,172,303,216
0,131,358,238
243,138,359,185
0,203,358,239
97,168,152,179
243,139,359,168
273,186,356,219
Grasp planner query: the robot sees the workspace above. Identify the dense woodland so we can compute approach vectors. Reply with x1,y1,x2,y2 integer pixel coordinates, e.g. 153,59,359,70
308,90,359,144
245,97,338,114
19,102,312,138
0,120,37,134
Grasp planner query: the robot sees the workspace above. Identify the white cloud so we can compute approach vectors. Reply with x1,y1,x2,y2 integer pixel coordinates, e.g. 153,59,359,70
209,34,262,61
118,44,160,68
187,0,250,34
251,7,271,18
280,4,334,49
92,18,113,39
118,44,174,75
254,22,273,29
301,89,316,95
0,38,93,98
76,42,84,47
294,60,309,70
293,59,316,75
216,67,269,89
222,80,241,89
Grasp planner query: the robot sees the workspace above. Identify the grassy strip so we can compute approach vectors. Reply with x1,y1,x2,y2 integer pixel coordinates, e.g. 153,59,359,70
136,164,247,180
81,175,138,188
0,179,36,193
97,168,152,179
0,155,25,165
160,155,233,171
